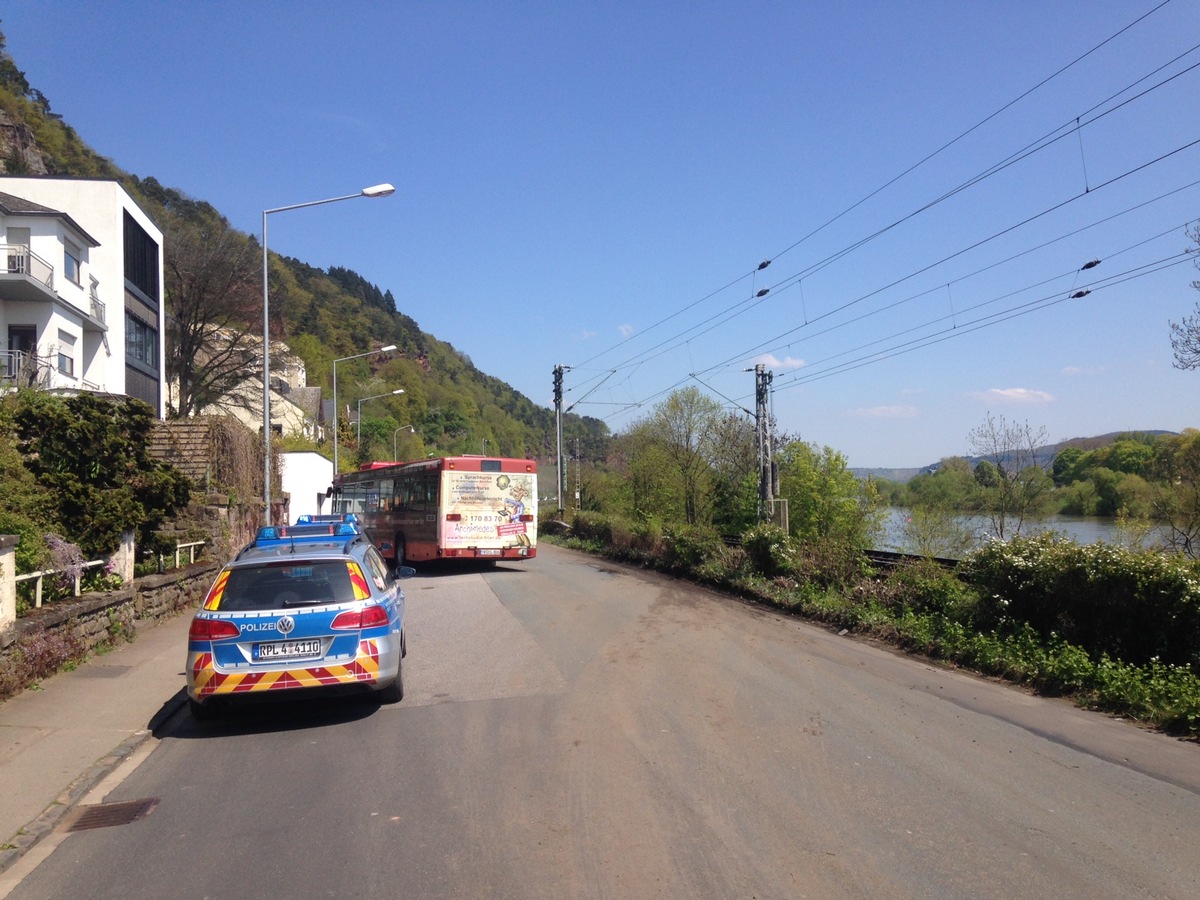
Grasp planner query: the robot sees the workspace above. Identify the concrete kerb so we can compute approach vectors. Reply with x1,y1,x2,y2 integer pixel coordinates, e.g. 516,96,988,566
0,681,189,875
0,565,214,875
0,728,150,872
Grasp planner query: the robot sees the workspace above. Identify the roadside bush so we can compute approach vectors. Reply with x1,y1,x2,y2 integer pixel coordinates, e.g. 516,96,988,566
661,523,724,574
0,510,49,575
742,523,793,577
793,537,870,591
0,625,87,699
961,534,1200,668
629,518,665,557
886,559,980,621
570,510,614,548
695,543,746,583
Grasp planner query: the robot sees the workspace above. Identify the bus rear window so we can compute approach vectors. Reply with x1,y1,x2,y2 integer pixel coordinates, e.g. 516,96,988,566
481,459,501,472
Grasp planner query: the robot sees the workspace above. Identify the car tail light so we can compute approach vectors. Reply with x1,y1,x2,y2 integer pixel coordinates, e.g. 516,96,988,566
331,606,389,630
189,617,241,641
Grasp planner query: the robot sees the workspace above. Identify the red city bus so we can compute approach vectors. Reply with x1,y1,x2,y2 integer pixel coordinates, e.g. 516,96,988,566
332,456,537,566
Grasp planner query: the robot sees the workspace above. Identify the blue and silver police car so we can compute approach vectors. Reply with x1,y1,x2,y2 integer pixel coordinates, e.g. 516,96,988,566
186,520,410,720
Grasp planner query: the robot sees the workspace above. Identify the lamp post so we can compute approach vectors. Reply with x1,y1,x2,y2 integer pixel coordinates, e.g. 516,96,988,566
333,345,398,475
357,389,405,444
393,424,416,461
261,182,395,522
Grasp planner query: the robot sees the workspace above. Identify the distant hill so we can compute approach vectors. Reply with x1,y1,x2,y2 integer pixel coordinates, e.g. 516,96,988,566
0,30,607,462
853,431,1177,482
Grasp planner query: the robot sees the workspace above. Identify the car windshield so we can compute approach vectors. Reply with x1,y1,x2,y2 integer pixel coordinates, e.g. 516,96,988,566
217,561,355,611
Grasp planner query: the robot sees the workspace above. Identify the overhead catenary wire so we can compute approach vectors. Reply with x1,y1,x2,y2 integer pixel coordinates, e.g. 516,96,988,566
568,3,1184,383
565,4,1197,429
580,44,1200,412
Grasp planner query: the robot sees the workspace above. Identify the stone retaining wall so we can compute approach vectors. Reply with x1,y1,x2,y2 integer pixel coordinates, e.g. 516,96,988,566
0,561,219,699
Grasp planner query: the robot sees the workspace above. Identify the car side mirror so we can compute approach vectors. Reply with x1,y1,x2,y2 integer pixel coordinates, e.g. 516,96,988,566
395,565,416,580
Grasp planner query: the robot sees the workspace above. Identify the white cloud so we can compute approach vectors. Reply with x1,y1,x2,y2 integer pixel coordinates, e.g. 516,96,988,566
618,324,634,339
973,387,1055,404
847,405,919,419
579,329,597,340
1062,365,1104,377
753,353,806,371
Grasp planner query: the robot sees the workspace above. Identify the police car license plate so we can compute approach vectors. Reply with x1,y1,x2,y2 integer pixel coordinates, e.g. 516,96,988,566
253,639,321,661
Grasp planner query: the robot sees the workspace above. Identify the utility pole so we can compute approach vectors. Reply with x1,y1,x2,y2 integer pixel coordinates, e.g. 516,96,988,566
553,364,566,517
754,363,774,521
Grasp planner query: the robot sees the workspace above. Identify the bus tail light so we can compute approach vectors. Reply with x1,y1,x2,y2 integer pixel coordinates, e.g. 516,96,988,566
519,514,534,522
445,513,462,521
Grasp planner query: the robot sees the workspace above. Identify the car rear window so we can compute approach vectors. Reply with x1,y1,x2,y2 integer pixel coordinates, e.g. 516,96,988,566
216,561,356,611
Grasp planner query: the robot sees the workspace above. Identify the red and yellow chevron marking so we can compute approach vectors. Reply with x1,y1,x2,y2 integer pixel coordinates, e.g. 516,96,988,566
190,640,381,697
203,570,231,611
348,564,371,600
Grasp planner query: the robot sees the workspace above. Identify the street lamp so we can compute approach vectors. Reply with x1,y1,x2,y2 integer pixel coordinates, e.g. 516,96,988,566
261,182,395,522
333,344,398,474
393,424,415,461
357,389,405,444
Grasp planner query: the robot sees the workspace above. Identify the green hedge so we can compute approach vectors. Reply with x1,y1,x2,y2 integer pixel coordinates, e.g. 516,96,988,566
959,534,1200,668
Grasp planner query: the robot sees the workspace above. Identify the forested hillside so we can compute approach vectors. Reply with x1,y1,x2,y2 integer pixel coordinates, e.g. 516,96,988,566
0,30,606,466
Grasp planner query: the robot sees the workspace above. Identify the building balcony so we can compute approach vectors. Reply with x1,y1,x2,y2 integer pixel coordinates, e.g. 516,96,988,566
0,244,56,302
0,244,106,332
1,349,51,388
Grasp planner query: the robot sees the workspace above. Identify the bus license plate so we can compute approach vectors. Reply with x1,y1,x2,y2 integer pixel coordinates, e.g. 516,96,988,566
478,549,501,557
254,639,321,662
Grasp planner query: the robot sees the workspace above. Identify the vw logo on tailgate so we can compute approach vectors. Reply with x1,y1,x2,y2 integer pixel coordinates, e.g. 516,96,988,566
275,615,296,635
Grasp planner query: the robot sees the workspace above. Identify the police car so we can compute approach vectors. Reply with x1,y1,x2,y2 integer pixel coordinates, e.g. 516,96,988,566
186,519,410,720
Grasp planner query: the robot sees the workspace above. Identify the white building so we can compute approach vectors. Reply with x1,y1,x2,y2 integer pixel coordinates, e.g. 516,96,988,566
0,177,165,416
279,451,334,521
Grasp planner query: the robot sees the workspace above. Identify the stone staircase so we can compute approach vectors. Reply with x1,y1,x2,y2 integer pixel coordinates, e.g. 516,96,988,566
149,420,214,492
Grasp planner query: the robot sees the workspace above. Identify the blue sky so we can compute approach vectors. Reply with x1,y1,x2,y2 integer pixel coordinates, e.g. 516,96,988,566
4,1,1198,467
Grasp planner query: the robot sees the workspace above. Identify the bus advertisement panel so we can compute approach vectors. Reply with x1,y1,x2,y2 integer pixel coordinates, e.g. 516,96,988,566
441,465,535,554
333,456,536,565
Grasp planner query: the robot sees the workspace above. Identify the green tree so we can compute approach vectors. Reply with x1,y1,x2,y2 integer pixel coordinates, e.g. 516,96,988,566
615,422,686,523
10,392,191,559
966,413,1054,539
1051,446,1086,486
162,207,262,418
777,440,882,549
648,387,724,526
1168,222,1200,370
897,503,976,559
907,457,975,509
1148,429,1200,558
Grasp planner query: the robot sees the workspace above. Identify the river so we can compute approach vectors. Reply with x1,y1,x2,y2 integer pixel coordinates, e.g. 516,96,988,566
879,507,1167,556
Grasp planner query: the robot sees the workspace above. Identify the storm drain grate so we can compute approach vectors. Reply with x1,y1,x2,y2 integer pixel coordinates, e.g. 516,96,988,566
62,798,159,832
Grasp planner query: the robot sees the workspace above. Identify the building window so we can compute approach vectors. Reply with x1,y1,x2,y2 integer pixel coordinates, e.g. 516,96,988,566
64,241,82,285
125,313,157,367
123,212,160,301
57,330,76,377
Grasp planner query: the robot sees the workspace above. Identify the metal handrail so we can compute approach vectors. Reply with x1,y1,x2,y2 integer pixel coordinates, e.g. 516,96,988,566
15,541,208,609
3,244,54,288
16,560,107,609
171,540,206,569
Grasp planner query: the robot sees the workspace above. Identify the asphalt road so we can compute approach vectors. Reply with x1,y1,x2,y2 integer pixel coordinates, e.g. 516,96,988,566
6,543,1200,899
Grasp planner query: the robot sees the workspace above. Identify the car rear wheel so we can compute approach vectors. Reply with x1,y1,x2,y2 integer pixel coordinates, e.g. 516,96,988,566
189,698,216,722
378,655,404,703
